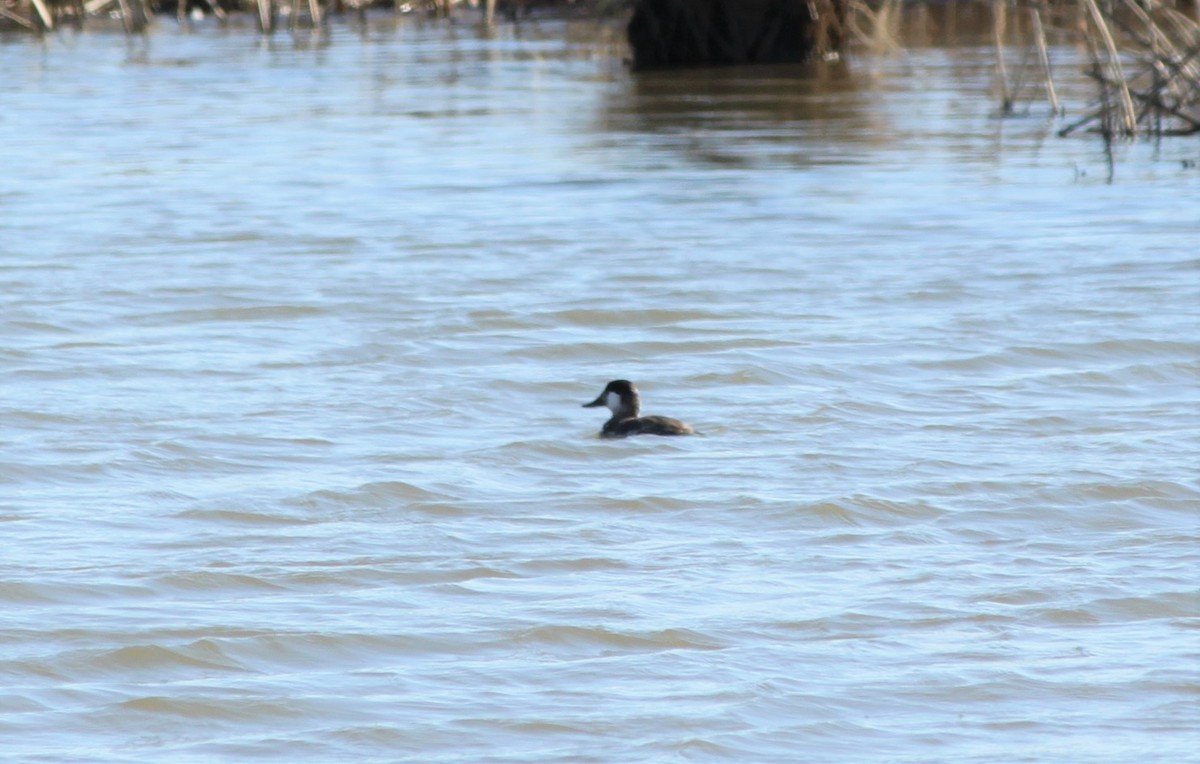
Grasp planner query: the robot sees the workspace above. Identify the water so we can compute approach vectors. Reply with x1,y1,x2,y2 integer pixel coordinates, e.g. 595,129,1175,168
2,15,1198,763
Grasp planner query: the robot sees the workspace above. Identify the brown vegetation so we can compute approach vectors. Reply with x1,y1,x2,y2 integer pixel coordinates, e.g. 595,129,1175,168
0,0,582,31
1059,0,1200,135
3,0,1196,139
838,0,1198,137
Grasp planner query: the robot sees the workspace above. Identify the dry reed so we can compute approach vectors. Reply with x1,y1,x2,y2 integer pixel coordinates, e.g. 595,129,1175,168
5,0,1198,140
1052,0,1200,136
0,0,535,32
994,0,1198,136
844,0,1198,137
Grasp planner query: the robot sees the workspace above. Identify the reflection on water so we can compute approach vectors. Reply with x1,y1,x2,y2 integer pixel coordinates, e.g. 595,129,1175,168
1,16,1198,764
602,61,869,168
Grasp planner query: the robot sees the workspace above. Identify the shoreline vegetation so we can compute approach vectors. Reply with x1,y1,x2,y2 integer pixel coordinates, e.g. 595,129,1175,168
3,0,1198,138
0,0,618,32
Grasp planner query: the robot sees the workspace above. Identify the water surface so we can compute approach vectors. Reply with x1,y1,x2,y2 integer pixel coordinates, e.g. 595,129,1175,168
1,16,1198,763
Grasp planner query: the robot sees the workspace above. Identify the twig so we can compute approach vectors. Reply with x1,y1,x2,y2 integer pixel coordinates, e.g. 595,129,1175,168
1030,3,1060,114
30,0,53,28
0,4,36,27
993,0,1013,113
1082,0,1137,134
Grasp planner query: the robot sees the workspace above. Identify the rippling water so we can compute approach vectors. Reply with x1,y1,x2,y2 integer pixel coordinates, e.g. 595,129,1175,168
2,15,1198,762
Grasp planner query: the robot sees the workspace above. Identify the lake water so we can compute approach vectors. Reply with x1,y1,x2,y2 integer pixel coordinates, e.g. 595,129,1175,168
1,13,1198,763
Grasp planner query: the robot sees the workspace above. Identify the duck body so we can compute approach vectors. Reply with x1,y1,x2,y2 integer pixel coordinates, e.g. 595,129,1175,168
599,414,695,438
583,380,695,438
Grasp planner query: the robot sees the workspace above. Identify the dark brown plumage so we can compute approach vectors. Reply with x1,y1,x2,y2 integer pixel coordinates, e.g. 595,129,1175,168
582,380,696,438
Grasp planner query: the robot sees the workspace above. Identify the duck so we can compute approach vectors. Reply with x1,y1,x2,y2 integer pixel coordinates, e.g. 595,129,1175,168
582,379,696,438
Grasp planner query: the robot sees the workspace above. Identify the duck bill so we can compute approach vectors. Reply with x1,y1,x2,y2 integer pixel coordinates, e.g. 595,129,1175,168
582,392,606,408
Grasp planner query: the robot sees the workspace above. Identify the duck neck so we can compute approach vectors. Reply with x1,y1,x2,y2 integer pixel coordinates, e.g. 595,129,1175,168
610,398,639,421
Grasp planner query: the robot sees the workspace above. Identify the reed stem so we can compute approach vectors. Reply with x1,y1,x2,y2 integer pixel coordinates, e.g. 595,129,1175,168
1030,3,1061,114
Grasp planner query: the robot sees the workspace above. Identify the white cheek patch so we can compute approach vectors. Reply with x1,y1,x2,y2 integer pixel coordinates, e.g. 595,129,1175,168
606,391,621,411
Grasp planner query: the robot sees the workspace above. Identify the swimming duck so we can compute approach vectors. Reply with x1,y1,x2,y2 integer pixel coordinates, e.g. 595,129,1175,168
582,379,696,438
